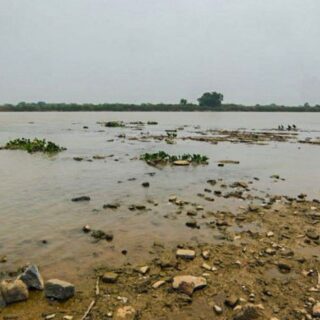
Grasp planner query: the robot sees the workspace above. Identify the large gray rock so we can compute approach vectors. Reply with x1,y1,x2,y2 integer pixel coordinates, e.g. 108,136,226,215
18,265,44,290
0,279,29,304
45,279,75,300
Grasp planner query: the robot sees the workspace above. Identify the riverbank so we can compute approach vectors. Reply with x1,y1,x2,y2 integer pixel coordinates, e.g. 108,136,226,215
1,103,320,112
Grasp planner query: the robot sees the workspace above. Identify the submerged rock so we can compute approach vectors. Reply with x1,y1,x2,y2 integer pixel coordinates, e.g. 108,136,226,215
71,196,90,202
44,279,75,300
0,279,29,304
18,265,44,290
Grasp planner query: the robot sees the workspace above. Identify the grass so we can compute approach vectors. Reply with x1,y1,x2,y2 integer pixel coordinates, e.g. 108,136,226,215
140,151,209,166
3,138,66,154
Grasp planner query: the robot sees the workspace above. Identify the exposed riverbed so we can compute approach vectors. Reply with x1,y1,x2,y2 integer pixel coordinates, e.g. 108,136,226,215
0,112,319,319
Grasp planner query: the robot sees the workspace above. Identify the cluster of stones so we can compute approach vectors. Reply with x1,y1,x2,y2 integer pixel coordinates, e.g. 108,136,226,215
0,265,74,308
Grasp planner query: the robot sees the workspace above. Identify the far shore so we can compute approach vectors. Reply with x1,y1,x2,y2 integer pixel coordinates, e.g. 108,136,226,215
1,103,320,112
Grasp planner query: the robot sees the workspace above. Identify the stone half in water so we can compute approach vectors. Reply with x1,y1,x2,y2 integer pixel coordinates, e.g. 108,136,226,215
173,160,190,166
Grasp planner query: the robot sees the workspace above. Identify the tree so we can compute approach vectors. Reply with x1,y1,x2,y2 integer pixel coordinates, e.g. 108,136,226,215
197,92,223,107
180,98,188,105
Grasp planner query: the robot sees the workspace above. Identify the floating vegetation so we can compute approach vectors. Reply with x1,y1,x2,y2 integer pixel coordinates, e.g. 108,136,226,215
140,151,209,166
104,121,125,128
2,138,66,154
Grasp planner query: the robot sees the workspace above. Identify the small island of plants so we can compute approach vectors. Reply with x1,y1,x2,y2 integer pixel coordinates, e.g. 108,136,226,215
140,151,209,166
2,138,66,154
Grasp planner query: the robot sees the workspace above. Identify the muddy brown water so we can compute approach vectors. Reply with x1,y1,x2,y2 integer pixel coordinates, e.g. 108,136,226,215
0,112,320,284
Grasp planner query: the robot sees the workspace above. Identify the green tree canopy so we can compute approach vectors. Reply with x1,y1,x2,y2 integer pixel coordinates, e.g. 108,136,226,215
198,92,223,107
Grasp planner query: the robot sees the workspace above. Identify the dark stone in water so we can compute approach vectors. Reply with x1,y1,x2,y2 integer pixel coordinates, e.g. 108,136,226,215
71,196,90,202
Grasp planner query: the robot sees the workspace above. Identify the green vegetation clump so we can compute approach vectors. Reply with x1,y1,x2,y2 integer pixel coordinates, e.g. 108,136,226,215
140,151,209,166
3,138,66,153
104,121,125,127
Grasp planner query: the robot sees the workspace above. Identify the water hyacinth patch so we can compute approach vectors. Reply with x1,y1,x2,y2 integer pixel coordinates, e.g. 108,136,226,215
2,138,66,154
140,151,209,166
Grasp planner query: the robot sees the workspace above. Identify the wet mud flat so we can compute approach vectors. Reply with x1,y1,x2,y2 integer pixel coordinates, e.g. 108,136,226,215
0,113,320,319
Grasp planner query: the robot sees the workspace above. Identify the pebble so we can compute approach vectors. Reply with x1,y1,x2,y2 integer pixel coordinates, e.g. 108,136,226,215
225,295,239,308
142,182,150,188
201,250,210,260
114,306,136,320
82,225,91,233
152,280,165,289
139,266,149,275
176,249,196,260
102,272,119,283
213,305,223,314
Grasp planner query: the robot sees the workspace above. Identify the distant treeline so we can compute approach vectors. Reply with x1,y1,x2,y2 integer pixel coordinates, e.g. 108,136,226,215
1,102,320,112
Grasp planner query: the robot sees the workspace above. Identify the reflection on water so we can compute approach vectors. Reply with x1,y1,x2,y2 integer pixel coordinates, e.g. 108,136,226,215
0,112,319,281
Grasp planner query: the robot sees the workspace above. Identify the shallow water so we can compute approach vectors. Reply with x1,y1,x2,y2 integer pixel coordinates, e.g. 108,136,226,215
0,112,319,281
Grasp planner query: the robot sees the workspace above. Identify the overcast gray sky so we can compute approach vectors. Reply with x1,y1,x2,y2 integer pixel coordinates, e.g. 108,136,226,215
0,0,319,105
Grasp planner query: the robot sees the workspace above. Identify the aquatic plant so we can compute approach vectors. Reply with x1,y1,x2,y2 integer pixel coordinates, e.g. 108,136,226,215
104,121,125,127
3,138,66,153
140,151,209,166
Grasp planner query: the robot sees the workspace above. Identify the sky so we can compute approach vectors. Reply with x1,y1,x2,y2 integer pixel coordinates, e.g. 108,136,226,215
0,0,320,105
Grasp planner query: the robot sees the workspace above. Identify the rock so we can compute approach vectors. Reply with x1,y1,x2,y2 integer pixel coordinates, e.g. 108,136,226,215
213,305,223,315
0,291,6,308
71,196,90,202
233,305,261,320
201,263,214,271
266,231,274,237
141,182,150,188
152,280,165,289
306,230,319,240
82,225,91,233
169,196,177,202
202,250,210,260
230,181,248,189
44,279,75,300
0,256,7,263
225,295,239,308
207,179,217,186
102,272,118,283
0,279,29,304
114,306,137,320
185,220,199,229
176,249,196,260
248,204,260,212
313,302,320,317
172,275,207,296
18,265,44,290
91,230,113,241
277,262,291,273
45,315,56,320
63,316,73,320
173,160,190,166
139,266,149,275
103,203,120,209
